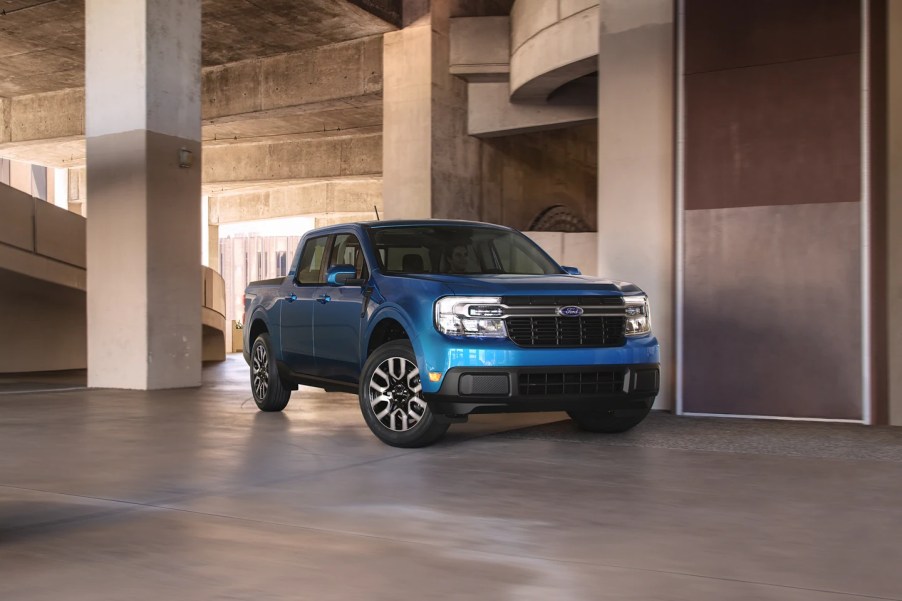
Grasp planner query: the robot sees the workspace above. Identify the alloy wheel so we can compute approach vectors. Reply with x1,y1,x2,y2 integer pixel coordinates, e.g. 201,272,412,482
252,342,270,400
368,357,426,432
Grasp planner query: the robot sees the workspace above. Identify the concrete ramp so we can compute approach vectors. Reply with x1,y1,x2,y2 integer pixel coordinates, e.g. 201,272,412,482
0,183,226,373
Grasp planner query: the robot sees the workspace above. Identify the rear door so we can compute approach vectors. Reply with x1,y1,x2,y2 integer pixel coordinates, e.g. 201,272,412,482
280,235,329,375
312,233,369,383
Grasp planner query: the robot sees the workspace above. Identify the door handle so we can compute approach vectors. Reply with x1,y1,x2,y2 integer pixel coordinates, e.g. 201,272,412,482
317,294,331,304
285,293,297,303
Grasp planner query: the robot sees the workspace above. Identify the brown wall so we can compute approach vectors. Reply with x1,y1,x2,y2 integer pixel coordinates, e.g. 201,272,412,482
480,124,597,231
682,0,863,419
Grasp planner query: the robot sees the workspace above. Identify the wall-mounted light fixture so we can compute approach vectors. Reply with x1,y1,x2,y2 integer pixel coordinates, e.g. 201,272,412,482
178,148,194,168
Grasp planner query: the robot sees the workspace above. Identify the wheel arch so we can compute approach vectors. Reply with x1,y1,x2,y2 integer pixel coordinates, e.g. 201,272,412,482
364,308,423,368
247,312,270,346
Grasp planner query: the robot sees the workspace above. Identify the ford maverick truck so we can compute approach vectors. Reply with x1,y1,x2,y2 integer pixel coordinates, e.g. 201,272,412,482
243,220,660,447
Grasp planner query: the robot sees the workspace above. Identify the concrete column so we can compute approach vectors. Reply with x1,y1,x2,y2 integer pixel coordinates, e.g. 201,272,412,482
208,224,220,273
889,0,902,425
382,0,482,220
383,18,433,219
86,0,202,389
596,0,674,410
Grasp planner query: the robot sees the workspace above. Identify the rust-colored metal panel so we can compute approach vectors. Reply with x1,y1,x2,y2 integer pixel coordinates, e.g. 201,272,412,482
685,0,860,75
685,54,860,211
683,203,862,420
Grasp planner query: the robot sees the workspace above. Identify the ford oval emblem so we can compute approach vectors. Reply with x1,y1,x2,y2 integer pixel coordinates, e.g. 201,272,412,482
557,305,583,317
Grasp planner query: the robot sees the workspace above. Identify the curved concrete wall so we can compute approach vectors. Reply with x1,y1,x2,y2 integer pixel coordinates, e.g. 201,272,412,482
0,182,228,372
510,0,599,101
202,266,226,362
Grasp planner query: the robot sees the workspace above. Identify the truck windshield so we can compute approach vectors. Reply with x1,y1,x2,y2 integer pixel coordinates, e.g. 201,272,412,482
369,225,562,275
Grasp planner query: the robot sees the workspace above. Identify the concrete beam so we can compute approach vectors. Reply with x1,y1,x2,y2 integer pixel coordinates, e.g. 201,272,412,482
209,177,382,223
0,137,85,169
204,100,382,143
8,89,84,144
468,81,596,136
347,0,403,27
202,36,383,120
314,211,380,227
449,17,510,82
0,36,384,167
203,129,381,186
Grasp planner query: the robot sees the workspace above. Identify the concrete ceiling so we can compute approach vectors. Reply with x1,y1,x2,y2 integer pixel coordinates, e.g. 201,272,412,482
0,0,398,97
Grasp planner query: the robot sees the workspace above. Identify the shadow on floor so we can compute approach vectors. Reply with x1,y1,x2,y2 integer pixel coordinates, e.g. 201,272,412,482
498,410,902,462
0,370,87,394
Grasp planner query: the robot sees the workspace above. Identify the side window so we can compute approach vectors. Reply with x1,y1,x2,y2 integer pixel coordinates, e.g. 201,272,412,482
294,236,329,285
327,234,369,281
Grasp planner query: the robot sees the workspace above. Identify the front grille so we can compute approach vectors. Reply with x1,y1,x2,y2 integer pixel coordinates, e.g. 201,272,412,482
519,370,624,396
507,316,625,347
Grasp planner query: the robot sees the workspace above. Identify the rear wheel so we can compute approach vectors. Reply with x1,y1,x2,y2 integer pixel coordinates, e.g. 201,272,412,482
567,400,653,433
250,333,291,412
359,341,449,448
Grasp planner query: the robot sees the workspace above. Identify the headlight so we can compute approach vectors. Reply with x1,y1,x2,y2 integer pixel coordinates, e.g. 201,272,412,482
624,295,651,336
434,296,507,338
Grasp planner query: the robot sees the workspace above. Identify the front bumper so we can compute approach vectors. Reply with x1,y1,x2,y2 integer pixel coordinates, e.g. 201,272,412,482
422,363,659,416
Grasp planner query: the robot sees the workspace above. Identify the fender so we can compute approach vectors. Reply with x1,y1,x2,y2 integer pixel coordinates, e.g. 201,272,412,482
245,308,275,362
364,304,427,371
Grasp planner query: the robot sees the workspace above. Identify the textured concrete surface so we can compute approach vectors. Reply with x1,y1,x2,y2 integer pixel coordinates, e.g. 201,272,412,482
510,0,599,101
597,0,674,410
0,0,396,97
1,354,900,600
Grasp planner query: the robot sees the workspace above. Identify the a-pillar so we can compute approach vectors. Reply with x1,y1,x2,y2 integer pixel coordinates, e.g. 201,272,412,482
85,0,202,389
596,1,675,410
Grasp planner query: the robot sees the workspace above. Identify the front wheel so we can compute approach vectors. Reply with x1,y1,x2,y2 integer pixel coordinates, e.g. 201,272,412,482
250,332,291,412
358,341,449,448
567,400,653,433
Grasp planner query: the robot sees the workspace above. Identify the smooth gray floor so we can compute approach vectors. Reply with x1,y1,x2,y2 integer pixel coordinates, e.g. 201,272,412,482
1,355,900,600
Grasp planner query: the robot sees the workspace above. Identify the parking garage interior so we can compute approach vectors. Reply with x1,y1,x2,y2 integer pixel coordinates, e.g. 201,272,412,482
1,0,901,598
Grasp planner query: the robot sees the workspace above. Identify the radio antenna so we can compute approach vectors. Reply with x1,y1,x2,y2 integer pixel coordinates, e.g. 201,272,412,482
374,205,381,221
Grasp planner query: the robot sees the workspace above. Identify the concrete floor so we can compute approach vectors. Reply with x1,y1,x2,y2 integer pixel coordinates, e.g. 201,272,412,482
1,356,900,600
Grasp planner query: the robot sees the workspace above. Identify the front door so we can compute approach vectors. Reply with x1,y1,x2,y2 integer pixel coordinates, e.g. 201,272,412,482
280,235,329,376
313,233,369,383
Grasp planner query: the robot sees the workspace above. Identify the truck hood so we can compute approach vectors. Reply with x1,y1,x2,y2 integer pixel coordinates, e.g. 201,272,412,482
391,273,644,296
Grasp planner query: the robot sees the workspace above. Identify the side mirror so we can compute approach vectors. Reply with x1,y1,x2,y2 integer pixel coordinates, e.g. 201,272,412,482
326,264,362,286
562,266,581,276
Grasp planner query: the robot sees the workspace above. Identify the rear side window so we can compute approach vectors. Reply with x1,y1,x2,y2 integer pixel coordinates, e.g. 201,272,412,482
294,236,328,284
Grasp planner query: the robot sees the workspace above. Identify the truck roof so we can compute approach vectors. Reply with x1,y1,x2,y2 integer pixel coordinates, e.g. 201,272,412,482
308,219,514,235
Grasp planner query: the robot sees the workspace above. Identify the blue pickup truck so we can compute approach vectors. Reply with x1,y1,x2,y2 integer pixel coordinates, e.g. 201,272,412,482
243,220,659,447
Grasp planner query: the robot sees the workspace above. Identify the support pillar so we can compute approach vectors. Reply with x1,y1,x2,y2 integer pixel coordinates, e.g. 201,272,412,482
383,17,432,219
382,0,482,220
86,0,202,389
597,0,674,410
888,0,902,425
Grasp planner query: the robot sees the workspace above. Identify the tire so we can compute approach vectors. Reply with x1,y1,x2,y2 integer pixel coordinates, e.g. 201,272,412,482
358,340,449,448
567,401,653,433
250,332,291,412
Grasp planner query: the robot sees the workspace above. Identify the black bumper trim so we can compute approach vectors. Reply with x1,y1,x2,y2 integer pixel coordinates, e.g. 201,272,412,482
423,364,659,416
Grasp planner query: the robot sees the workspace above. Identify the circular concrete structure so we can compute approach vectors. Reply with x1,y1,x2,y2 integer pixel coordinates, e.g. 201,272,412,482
510,0,599,102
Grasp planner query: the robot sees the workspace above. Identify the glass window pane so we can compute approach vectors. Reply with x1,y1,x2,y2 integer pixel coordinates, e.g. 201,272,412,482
295,236,328,284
